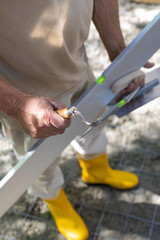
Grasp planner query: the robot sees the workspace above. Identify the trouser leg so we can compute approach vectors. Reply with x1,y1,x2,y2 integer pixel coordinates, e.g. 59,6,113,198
71,128,107,159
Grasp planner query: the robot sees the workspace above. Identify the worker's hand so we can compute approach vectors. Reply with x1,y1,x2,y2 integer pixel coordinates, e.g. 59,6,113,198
14,95,71,139
120,61,154,94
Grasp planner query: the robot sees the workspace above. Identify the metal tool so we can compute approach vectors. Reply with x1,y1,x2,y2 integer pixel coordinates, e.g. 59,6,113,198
80,87,140,138
57,106,101,126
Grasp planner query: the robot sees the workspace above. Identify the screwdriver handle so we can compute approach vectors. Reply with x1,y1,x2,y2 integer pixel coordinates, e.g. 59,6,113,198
56,107,77,119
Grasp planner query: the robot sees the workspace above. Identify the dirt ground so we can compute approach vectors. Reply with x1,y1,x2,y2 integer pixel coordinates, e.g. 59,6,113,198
1,1,160,240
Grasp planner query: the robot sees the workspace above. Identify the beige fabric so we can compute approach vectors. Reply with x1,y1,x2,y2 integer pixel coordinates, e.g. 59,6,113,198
0,0,94,100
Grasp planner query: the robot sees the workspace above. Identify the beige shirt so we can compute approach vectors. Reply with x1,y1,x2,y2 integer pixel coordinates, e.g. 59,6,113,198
0,0,94,100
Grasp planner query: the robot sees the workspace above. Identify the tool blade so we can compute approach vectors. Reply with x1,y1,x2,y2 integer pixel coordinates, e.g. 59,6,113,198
80,126,94,139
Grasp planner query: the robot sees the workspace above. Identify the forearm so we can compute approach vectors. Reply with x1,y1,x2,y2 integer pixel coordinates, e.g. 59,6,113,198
0,76,24,117
93,0,126,61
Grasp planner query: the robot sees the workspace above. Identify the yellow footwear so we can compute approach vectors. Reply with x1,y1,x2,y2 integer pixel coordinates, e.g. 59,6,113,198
78,153,139,190
43,188,89,240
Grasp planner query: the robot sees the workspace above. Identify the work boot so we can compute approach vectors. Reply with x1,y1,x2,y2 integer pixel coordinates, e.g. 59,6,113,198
43,188,89,240
78,153,139,189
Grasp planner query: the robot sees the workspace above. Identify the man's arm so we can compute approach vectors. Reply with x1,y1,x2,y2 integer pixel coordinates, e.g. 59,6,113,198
92,0,126,61
0,77,71,138
92,0,154,92
0,77,27,117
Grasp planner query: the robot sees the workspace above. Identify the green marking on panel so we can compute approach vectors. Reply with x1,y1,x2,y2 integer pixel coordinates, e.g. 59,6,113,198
96,75,105,85
117,99,127,108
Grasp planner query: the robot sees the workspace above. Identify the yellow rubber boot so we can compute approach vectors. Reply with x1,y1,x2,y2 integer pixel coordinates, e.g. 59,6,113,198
78,153,139,190
43,188,89,240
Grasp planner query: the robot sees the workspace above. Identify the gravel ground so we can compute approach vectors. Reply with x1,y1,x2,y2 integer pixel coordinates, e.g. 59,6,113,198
1,1,160,240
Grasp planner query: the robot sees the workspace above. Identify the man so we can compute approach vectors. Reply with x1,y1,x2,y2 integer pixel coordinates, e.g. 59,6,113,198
0,1,152,239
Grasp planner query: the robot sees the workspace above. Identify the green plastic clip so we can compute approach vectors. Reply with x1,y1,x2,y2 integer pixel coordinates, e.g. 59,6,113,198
117,99,127,108
96,75,105,85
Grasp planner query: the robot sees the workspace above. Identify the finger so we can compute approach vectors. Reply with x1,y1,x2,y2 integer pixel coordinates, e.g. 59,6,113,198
143,62,155,68
43,126,66,137
48,98,67,111
132,76,144,87
30,124,66,139
49,109,71,129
